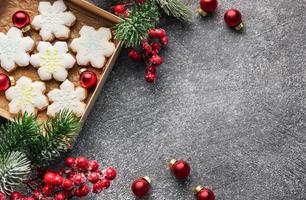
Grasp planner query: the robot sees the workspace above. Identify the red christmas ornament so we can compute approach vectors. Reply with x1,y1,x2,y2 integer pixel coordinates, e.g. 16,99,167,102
114,4,126,15
79,69,97,89
104,167,117,180
145,66,156,83
169,159,191,179
194,186,215,200
224,9,244,31
128,49,141,61
198,0,218,16
12,11,31,32
131,176,151,198
0,73,13,91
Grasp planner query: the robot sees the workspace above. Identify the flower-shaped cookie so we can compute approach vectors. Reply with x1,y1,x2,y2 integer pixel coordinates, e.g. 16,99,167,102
70,25,116,69
5,76,49,115
32,0,76,41
47,80,87,117
0,27,34,72
30,42,75,82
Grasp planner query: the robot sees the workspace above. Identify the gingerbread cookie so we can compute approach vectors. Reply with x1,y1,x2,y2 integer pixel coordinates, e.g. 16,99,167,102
47,80,87,117
30,42,75,82
5,76,49,115
0,27,34,72
32,0,76,41
70,25,116,69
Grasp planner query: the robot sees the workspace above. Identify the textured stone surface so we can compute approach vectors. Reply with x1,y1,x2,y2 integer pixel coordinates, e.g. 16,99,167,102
55,0,306,199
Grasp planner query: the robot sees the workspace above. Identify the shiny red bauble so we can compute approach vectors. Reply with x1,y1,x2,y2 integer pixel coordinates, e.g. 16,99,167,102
80,70,98,89
224,9,243,29
194,186,215,200
131,177,151,198
200,0,218,13
104,167,117,180
0,73,11,91
169,159,191,179
114,4,126,15
12,11,31,30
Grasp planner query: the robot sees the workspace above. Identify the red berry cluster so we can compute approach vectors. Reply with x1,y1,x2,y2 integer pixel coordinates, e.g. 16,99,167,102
128,28,169,83
1,157,116,200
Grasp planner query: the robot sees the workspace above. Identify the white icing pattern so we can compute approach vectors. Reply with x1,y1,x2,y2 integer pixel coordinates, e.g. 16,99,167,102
0,27,34,72
70,25,116,69
47,80,87,117
32,0,76,41
30,42,75,82
5,76,49,115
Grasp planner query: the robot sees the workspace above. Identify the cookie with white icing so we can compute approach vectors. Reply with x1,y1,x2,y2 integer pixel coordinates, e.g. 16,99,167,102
0,27,34,72
5,76,49,115
32,0,76,41
70,25,116,69
47,80,87,117
30,42,75,82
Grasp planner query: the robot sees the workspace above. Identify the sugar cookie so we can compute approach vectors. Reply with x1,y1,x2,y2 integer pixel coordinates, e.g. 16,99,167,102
70,25,116,69
47,80,87,117
0,27,34,72
32,0,76,41
5,76,49,115
30,42,75,82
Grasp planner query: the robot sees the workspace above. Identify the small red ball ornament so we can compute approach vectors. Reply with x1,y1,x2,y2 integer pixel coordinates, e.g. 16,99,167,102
114,4,126,15
0,73,13,91
12,11,31,32
224,9,244,31
194,186,215,200
131,176,151,198
104,167,117,180
145,66,156,83
79,69,98,89
169,159,191,179
198,0,218,16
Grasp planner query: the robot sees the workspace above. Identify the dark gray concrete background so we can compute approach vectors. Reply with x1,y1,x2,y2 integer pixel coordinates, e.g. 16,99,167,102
69,0,306,199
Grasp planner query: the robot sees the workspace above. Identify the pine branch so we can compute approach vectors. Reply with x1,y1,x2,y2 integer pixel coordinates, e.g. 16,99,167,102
155,0,193,22
0,152,31,194
114,0,160,47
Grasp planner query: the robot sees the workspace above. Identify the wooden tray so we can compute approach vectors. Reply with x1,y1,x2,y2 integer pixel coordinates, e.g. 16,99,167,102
0,0,122,122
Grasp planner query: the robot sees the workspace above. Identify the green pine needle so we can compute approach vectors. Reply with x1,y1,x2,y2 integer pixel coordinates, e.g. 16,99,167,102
0,151,31,194
156,0,193,22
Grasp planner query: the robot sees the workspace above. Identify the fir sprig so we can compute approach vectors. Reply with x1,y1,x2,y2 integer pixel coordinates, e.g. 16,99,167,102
114,0,160,47
156,0,193,21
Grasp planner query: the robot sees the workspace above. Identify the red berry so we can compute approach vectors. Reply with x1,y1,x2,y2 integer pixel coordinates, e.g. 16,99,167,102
78,185,90,197
98,179,110,189
65,157,75,168
75,156,89,171
155,28,166,38
160,35,169,45
32,190,42,199
149,55,163,66
42,185,53,196
114,4,125,15
135,0,145,4
10,192,23,200
148,29,158,38
74,189,81,198
88,172,101,183
62,179,74,191
23,198,35,200
145,71,156,83
92,183,101,194
146,66,156,74
142,42,152,53
128,50,141,61
0,192,6,200
55,193,66,200
151,42,161,52
73,173,86,185
89,160,99,171
104,167,117,180
44,172,55,185
53,174,63,186
96,168,103,175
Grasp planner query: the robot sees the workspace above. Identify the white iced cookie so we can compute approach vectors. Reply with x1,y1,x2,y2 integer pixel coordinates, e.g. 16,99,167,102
5,76,49,115
0,27,34,72
70,25,116,69
30,42,75,82
47,80,87,117
32,0,76,41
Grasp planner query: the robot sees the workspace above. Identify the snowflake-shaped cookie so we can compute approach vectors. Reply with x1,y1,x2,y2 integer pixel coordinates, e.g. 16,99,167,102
47,80,87,117
30,42,75,82
32,0,76,41
70,25,116,69
0,27,34,72
5,76,49,115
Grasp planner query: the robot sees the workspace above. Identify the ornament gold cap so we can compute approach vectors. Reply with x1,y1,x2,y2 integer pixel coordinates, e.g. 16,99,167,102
79,68,88,74
9,76,15,86
235,22,244,31
197,8,208,16
193,185,204,194
142,176,151,185
22,25,31,33
169,159,177,168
